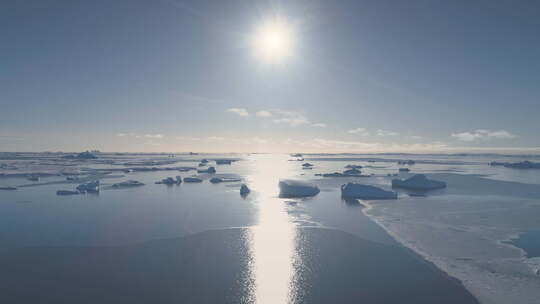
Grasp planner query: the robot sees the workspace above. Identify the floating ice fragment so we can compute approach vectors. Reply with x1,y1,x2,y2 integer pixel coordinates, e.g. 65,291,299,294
56,190,83,195
183,177,203,183
240,184,250,195
392,174,446,190
197,166,216,174
279,179,320,198
112,180,145,188
341,183,397,199
0,186,17,190
76,180,100,193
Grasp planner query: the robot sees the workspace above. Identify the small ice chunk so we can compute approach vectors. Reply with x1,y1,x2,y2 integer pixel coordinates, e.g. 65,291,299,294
398,160,415,165
279,179,320,198
215,159,233,165
341,183,397,199
112,180,145,188
197,166,216,174
183,177,203,183
0,186,17,190
343,168,362,175
76,180,100,193
56,190,82,195
27,175,40,181
210,177,241,183
392,174,446,190
240,184,250,195
158,177,180,185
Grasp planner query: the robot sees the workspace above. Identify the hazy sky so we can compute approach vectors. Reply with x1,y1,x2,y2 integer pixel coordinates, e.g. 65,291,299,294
2,0,539,153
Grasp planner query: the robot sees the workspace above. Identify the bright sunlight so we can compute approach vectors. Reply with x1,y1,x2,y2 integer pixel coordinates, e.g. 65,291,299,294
251,16,296,64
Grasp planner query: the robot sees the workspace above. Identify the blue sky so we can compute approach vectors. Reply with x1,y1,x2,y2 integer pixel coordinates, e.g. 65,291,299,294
2,0,539,153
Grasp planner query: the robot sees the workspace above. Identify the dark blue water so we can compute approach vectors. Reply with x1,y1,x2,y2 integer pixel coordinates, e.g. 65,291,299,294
508,231,540,258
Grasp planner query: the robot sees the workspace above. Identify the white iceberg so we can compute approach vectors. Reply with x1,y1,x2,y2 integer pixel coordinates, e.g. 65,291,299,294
183,177,203,183
279,179,320,197
341,183,397,199
392,174,446,190
197,166,216,174
240,184,250,195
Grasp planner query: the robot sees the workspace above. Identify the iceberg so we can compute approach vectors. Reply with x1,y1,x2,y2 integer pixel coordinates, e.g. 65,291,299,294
200,159,209,163
0,186,17,190
343,168,362,175
156,177,181,185
399,168,410,172
210,177,241,183
494,161,540,169
345,164,363,169
341,183,397,199
392,174,446,190
240,184,250,195
197,166,216,174
76,180,100,193
63,151,98,159
183,177,203,183
112,180,145,188
279,179,320,198
215,159,233,165
302,163,314,167
398,160,415,165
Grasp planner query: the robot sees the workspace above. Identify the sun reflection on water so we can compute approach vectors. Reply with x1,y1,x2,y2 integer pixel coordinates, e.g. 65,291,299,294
245,154,299,304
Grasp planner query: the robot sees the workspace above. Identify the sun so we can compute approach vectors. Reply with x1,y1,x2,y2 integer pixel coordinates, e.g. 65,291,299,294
251,16,296,64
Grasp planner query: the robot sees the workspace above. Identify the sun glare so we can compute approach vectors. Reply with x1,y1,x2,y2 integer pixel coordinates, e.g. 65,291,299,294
251,16,296,64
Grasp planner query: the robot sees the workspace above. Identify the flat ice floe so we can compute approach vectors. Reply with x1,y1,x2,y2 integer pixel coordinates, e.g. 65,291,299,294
279,179,320,197
341,183,397,200
363,173,540,304
392,174,446,190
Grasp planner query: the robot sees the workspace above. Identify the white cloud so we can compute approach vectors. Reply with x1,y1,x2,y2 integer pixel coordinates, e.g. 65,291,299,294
273,117,309,127
270,109,310,127
116,133,164,139
347,128,370,136
376,129,399,136
207,136,225,141
255,110,272,117
451,129,517,142
311,123,327,128
226,108,249,117
143,134,164,139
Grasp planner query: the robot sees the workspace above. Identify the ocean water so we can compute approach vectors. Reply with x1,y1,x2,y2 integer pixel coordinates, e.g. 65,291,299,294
1,152,539,303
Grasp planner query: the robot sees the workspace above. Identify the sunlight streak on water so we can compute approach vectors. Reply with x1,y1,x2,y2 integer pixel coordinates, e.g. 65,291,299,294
246,154,298,304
